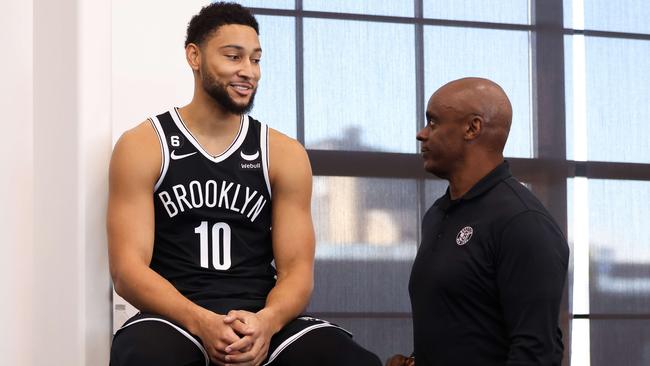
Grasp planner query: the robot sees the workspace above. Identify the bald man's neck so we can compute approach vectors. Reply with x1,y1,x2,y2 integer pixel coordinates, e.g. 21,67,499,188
447,154,504,200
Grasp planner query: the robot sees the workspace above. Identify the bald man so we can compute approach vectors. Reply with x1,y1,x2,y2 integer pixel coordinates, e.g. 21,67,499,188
390,78,569,366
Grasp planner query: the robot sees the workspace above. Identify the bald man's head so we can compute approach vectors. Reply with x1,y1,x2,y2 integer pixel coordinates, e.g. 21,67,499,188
416,77,513,178
434,77,512,153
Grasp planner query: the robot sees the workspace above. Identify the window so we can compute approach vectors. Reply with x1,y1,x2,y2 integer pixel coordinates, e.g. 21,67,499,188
231,1,650,363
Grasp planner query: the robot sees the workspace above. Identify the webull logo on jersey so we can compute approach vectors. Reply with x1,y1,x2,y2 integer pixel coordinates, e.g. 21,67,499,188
240,162,261,170
158,180,267,222
239,150,261,170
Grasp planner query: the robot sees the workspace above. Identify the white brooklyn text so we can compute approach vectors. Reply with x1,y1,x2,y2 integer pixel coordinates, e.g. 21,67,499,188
158,179,267,222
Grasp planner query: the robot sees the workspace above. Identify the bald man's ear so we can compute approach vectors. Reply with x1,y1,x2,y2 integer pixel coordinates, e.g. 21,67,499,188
464,115,483,140
186,43,201,72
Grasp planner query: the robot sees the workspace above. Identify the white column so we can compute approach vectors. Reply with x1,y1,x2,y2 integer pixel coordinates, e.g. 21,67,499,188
0,1,34,365
78,0,113,363
32,0,112,364
33,0,83,363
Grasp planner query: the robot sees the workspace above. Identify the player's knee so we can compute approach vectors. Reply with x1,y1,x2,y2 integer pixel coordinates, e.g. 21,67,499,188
350,347,382,366
111,333,164,366
112,346,157,366
112,339,204,366
334,337,382,366
110,321,205,366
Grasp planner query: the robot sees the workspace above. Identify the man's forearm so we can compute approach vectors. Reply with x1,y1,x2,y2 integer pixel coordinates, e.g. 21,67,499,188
113,261,209,334
257,269,313,333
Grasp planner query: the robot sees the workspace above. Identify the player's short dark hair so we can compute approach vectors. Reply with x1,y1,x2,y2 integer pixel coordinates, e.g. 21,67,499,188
185,2,259,48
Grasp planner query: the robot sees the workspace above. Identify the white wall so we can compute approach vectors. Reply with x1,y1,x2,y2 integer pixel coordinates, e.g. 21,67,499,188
33,0,83,363
0,1,34,365
79,0,113,362
112,0,206,138
1,0,112,364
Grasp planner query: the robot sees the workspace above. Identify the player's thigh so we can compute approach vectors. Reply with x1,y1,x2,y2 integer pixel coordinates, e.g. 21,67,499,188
110,320,206,366
273,326,381,366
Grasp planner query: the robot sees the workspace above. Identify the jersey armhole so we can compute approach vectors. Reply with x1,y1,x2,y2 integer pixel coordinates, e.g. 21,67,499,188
260,123,272,198
149,116,169,191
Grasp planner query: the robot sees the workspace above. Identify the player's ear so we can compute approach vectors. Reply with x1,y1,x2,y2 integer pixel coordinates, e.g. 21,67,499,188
186,43,201,72
464,114,483,141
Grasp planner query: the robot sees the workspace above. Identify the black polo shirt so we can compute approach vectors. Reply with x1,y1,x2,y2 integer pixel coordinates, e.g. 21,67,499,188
409,161,569,366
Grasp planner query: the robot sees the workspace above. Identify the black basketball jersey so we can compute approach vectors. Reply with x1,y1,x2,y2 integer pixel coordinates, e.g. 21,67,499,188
149,108,275,314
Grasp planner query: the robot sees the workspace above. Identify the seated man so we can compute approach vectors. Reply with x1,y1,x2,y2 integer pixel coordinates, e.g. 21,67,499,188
108,2,381,366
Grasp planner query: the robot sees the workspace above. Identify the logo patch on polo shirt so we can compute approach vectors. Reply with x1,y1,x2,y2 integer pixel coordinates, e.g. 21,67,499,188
456,226,473,246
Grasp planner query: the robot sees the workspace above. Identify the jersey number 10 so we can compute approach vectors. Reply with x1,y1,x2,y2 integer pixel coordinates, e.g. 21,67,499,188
194,221,232,270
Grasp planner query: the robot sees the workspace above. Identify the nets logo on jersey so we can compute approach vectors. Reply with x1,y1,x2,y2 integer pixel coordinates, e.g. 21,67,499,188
239,150,261,171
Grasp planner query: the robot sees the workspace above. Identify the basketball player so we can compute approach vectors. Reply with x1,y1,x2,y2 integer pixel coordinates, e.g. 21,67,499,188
107,3,381,366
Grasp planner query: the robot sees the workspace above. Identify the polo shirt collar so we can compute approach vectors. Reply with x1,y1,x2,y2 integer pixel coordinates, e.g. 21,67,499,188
462,160,512,199
434,161,512,211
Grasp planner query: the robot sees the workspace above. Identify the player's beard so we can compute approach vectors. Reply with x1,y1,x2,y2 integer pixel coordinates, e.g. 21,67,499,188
201,69,256,115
